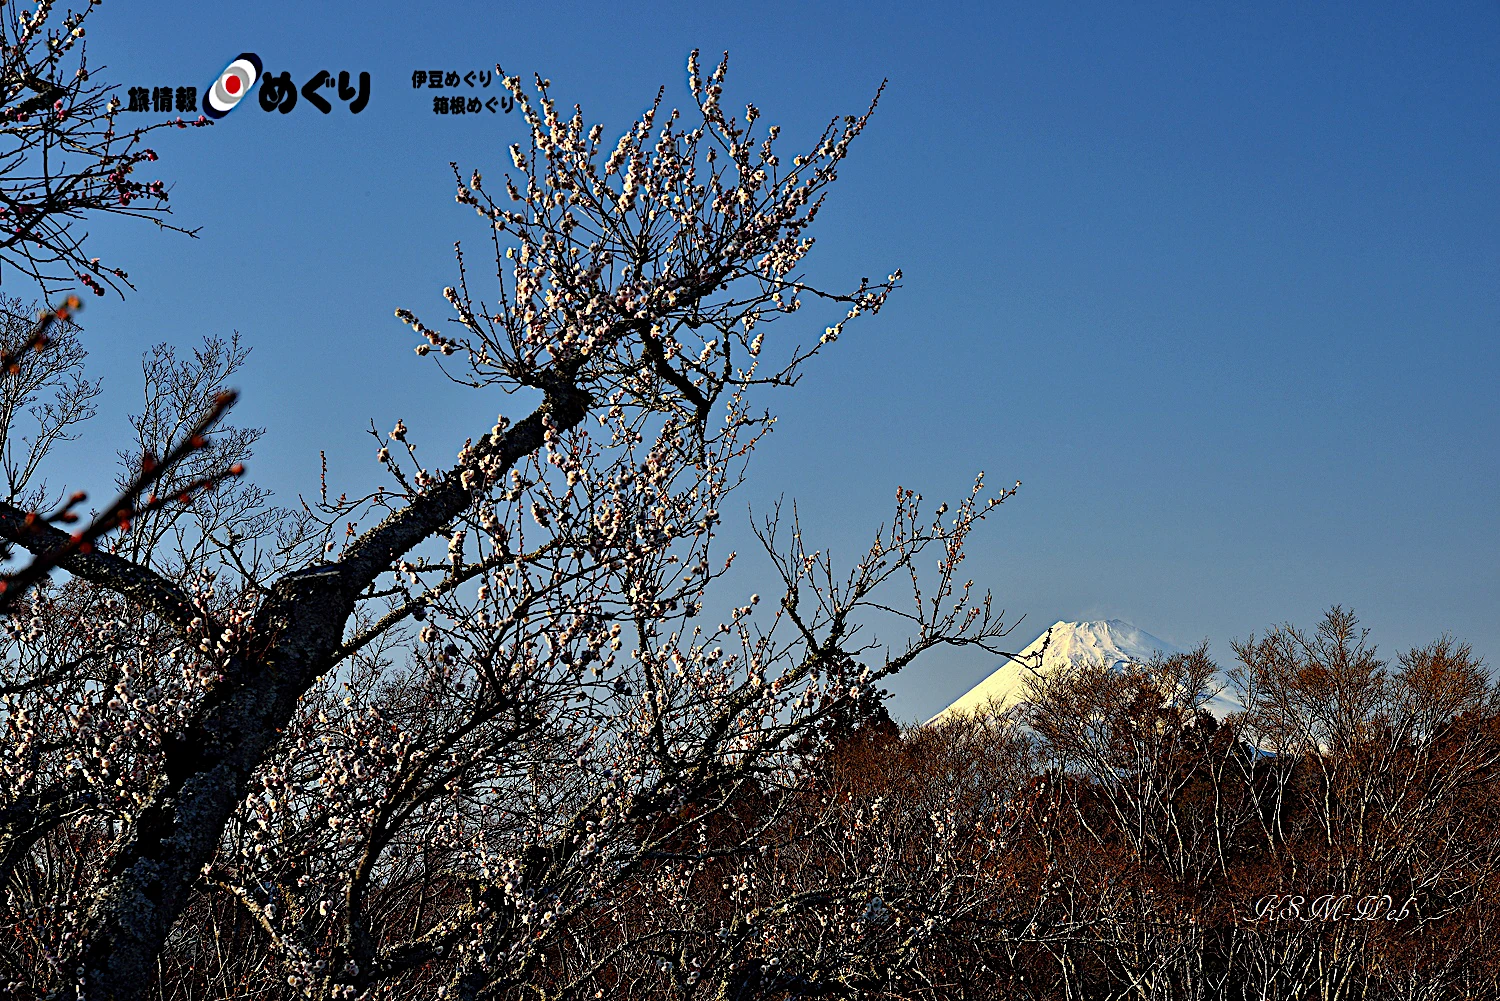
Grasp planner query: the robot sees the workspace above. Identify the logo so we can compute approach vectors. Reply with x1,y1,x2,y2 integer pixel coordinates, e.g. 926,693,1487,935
203,53,263,119
118,56,370,119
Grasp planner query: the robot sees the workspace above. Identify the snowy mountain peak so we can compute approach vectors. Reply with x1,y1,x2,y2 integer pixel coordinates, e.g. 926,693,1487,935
928,619,1240,724
1024,619,1180,673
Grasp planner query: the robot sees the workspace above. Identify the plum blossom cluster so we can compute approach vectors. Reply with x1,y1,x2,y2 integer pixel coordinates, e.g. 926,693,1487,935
395,51,897,438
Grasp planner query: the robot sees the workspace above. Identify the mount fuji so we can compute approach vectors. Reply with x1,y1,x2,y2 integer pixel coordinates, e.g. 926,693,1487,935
927,619,1242,724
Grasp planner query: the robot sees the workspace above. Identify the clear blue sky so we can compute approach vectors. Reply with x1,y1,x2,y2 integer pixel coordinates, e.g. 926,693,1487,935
49,1,1500,722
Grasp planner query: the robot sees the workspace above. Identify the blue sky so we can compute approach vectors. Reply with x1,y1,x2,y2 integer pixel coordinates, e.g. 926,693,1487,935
46,1,1500,721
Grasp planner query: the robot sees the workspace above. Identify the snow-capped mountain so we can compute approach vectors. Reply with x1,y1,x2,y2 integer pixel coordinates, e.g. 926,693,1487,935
927,619,1242,724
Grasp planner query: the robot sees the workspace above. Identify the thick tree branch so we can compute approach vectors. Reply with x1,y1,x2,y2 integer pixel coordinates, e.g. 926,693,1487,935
73,375,594,1001
0,500,201,631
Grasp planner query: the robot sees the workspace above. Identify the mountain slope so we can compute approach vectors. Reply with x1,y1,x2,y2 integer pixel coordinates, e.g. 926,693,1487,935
927,619,1242,724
